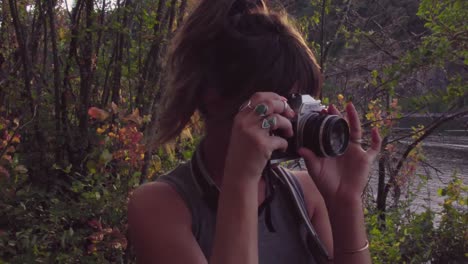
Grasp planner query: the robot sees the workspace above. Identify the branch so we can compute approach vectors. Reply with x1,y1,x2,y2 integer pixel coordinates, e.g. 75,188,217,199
383,109,468,198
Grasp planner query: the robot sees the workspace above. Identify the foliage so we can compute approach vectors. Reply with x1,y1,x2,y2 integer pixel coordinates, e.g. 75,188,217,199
0,0,466,262
367,176,467,263
0,107,198,263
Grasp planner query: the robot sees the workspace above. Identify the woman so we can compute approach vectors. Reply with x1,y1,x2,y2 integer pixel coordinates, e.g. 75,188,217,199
128,0,381,263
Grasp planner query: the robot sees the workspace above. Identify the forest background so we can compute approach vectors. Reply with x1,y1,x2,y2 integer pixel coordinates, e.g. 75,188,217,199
0,0,466,263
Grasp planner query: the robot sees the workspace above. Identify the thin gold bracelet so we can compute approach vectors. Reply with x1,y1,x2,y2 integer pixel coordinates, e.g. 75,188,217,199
342,240,369,254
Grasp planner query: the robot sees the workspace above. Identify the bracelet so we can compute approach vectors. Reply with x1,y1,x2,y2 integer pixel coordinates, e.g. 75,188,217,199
341,240,369,254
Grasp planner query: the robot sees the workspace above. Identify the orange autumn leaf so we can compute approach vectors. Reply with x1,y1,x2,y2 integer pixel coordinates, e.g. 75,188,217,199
11,135,20,144
88,107,110,121
122,108,143,126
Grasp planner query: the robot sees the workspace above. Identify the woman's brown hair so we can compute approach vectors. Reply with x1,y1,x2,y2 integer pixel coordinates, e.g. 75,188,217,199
154,0,323,146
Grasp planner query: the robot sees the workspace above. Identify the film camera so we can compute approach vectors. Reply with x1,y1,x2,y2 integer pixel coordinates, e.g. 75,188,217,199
271,94,350,162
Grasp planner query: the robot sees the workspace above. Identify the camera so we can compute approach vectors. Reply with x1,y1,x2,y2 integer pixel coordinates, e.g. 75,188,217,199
271,94,350,162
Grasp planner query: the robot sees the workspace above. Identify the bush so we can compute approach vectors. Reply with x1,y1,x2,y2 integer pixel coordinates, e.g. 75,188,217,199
366,176,468,263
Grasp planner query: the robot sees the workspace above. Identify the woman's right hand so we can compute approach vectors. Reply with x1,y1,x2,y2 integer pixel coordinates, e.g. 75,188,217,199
223,92,296,185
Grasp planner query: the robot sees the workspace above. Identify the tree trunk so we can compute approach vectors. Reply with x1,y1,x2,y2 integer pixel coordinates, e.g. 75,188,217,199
177,0,188,27
376,136,388,228
111,0,133,105
134,0,166,112
140,0,179,182
9,0,47,184
77,0,95,159
62,0,84,167
47,0,63,165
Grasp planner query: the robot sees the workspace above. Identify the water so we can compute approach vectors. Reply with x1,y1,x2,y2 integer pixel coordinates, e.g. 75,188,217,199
368,134,468,214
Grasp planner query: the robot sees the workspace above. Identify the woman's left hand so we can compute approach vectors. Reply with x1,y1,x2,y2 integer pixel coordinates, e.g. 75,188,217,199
298,102,382,206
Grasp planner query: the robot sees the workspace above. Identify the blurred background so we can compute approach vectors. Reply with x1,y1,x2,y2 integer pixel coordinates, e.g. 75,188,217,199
0,0,466,263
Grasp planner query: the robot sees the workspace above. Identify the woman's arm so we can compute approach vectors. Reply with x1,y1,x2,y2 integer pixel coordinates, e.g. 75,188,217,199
296,103,380,264
294,170,370,264
209,176,259,264
293,171,334,257
327,194,370,263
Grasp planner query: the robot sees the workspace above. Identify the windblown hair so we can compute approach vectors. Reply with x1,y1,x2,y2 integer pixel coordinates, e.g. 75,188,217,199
155,0,323,146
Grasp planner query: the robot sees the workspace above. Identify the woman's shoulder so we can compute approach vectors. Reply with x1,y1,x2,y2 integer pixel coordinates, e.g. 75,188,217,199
129,180,192,222
128,163,194,228
127,168,206,263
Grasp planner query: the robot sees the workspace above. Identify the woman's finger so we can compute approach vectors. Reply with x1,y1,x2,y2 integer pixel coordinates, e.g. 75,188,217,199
268,136,289,153
256,99,294,118
266,114,293,138
248,92,295,118
366,127,382,160
328,104,341,116
297,147,322,178
345,102,362,142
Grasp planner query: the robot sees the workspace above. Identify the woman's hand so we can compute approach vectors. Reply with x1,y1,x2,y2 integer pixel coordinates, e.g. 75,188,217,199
298,102,382,206
223,92,295,185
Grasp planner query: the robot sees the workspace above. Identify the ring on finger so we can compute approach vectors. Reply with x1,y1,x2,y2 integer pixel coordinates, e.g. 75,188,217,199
239,100,253,112
350,138,363,144
281,100,289,114
254,103,269,117
261,116,277,129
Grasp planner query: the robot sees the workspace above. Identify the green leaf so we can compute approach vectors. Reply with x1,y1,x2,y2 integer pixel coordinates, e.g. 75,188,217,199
86,160,97,174
437,188,446,196
100,149,113,165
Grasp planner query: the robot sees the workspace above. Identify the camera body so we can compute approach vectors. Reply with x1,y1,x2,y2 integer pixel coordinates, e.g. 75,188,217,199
271,94,350,163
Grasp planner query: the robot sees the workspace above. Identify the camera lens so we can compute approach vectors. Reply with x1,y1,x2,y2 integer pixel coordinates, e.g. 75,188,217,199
301,114,350,157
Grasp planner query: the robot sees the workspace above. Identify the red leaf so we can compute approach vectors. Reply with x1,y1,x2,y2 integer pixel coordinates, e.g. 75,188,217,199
87,219,102,230
88,232,105,243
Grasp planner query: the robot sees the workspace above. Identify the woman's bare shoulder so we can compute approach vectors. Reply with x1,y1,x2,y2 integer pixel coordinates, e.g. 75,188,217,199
129,181,191,223
128,181,204,262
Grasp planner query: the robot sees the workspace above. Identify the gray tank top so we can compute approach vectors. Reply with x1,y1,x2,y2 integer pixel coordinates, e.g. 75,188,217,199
156,157,317,264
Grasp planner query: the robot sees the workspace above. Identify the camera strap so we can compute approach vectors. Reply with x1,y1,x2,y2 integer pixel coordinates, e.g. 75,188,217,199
271,166,332,264
191,147,277,232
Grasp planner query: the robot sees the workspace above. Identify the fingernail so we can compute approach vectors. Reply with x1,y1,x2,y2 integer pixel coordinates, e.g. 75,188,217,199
280,96,288,102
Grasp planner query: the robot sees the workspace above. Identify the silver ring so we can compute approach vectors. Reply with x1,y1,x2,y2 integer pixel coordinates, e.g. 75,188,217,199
261,118,271,129
350,138,363,144
261,116,277,129
282,101,289,113
239,100,253,112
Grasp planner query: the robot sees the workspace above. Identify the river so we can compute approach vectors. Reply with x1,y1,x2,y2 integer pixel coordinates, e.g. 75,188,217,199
368,131,468,215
